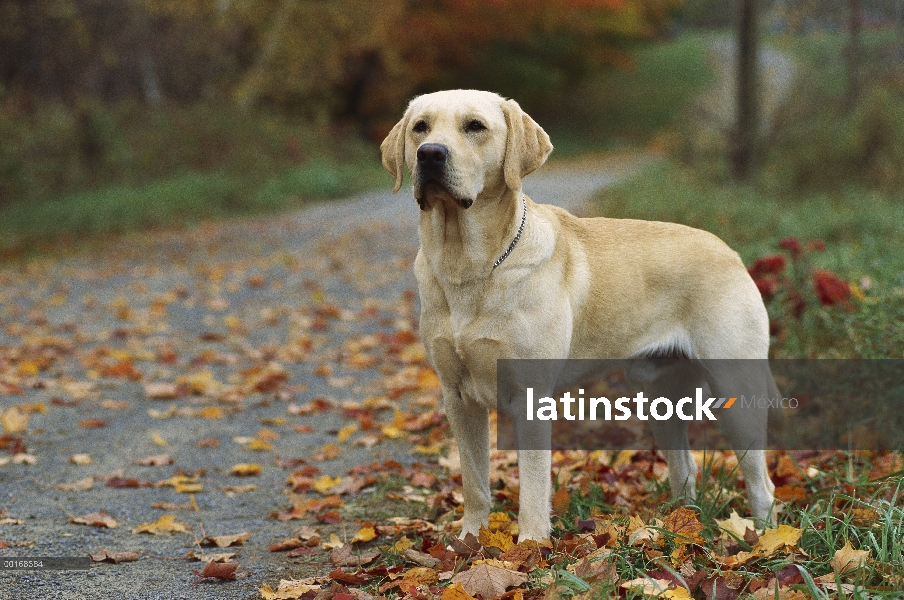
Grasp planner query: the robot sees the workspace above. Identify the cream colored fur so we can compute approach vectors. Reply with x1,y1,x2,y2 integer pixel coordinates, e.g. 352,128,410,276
381,90,776,542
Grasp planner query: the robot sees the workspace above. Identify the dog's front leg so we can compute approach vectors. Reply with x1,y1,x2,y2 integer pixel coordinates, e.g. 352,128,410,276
444,390,491,538
514,418,552,541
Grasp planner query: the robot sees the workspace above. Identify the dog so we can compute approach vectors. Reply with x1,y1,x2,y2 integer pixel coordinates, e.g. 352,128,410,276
380,89,777,541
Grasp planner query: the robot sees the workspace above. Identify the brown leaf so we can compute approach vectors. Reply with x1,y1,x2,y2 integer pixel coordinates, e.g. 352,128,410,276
401,548,440,568
69,511,118,529
90,549,139,564
830,540,870,575
451,563,528,599
330,545,380,567
552,487,571,515
328,568,370,585
106,477,153,488
662,507,706,544
449,532,482,557
200,532,252,548
192,561,238,581
269,538,305,552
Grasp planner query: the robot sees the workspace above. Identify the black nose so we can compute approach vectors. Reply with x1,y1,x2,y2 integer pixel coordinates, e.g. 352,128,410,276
417,143,448,166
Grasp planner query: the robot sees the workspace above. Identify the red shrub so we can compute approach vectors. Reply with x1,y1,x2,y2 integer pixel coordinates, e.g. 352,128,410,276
778,237,803,258
748,254,787,278
812,269,850,306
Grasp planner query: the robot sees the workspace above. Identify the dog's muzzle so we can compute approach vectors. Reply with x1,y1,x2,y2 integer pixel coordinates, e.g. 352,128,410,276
415,143,472,210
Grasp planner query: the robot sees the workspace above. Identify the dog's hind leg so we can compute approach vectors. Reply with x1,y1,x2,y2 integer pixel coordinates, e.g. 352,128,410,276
702,360,777,525
644,361,702,504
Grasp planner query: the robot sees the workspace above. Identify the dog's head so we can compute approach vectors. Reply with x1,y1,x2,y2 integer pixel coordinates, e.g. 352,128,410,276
380,90,552,209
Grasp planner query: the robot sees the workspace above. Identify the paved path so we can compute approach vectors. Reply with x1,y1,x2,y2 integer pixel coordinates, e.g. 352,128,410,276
0,153,652,600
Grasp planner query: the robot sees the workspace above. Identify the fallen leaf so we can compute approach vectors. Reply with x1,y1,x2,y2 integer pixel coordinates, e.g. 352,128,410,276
132,515,191,535
144,382,179,399
200,532,252,548
69,453,93,465
53,477,95,492
331,544,380,567
621,577,671,596
3,409,32,435
451,563,528,599
830,540,870,575
70,511,118,529
231,463,263,477
192,561,238,582
90,549,139,563
135,454,173,466
716,510,756,541
186,551,236,563
663,507,705,544
260,579,324,600
314,475,342,494
351,526,377,544
441,582,476,600
151,432,168,447
478,525,514,552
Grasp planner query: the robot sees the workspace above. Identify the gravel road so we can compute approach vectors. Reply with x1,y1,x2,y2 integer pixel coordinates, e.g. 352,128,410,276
0,154,651,600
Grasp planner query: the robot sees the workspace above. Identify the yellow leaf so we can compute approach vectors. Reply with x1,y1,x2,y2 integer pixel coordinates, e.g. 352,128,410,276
413,443,443,454
151,432,168,447
132,515,191,535
478,525,514,552
322,533,344,549
488,512,512,532
716,510,756,541
663,586,693,598
729,524,803,566
390,536,414,552
174,482,204,493
244,438,274,451
441,583,476,600
17,360,41,377
230,463,263,476
351,526,377,544
197,407,224,419
1,407,29,434
337,424,357,443
831,540,870,575
257,428,280,440
313,475,341,494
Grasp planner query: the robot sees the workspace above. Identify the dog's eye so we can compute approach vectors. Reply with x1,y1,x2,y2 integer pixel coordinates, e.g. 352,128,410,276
465,120,486,133
412,120,428,133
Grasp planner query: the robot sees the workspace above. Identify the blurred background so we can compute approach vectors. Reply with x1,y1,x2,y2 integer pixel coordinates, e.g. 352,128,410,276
0,0,902,355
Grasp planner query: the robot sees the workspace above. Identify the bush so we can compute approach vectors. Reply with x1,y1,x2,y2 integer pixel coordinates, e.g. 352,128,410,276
762,78,904,191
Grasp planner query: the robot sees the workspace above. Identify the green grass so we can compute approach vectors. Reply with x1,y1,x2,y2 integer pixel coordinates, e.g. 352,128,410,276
544,32,715,157
0,160,385,255
594,161,904,358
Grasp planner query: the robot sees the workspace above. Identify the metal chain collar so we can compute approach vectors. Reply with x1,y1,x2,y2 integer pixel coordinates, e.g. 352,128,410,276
492,194,526,270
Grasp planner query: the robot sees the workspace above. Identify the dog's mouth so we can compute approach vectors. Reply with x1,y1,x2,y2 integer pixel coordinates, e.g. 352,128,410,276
415,178,473,210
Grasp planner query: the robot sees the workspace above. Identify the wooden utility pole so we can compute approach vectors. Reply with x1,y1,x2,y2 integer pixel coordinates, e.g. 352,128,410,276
732,0,759,182
846,0,862,110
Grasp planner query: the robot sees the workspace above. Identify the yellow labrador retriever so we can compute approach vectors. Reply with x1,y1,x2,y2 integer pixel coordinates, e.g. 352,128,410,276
381,90,776,541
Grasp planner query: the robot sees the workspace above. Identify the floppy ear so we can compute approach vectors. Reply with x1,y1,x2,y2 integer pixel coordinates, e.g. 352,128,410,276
380,111,410,193
502,99,553,192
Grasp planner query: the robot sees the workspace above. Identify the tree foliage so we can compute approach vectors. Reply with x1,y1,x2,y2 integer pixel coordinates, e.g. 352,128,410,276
0,0,681,136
